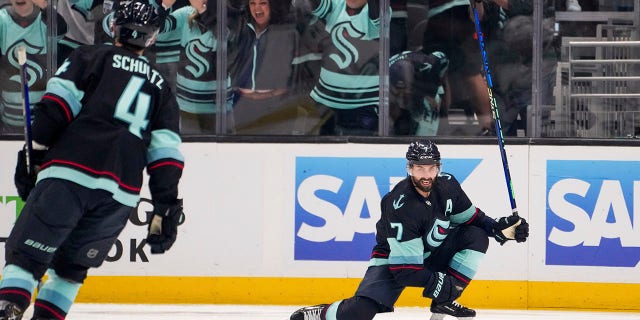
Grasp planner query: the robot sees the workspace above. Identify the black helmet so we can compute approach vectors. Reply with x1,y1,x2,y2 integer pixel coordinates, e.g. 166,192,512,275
406,139,441,165
113,0,161,48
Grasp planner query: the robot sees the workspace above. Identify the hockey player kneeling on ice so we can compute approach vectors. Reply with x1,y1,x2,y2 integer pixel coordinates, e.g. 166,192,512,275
0,1,184,319
290,139,528,320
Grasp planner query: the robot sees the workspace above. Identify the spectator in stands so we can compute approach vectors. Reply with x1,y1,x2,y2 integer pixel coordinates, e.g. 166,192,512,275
482,0,559,136
156,0,236,134
421,0,493,136
389,0,407,56
56,0,98,64
389,50,449,136
0,0,67,134
145,0,190,94
230,0,302,134
307,0,387,136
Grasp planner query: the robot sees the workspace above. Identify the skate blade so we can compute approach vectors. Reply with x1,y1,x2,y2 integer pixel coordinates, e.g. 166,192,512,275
429,314,475,320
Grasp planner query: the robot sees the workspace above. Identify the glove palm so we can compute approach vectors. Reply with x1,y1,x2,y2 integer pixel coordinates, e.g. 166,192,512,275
493,215,529,245
146,199,184,254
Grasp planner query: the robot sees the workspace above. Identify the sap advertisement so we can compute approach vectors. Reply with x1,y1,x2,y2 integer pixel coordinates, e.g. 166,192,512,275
546,160,640,267
294,157,481,262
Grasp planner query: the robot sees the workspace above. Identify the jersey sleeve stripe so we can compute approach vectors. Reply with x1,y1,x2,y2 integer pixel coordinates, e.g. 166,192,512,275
147,147,184,164
45,80,84,117
452,205,478,225
41,95,73,123
148,160,184,170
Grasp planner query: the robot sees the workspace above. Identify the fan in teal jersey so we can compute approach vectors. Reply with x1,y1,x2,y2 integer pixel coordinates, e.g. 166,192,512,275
0,0,67,135
303,0,385,135
154,0,238,134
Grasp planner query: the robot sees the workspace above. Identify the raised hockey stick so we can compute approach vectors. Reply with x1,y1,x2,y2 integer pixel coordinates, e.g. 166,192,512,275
470,1,518,217
18,46,34,175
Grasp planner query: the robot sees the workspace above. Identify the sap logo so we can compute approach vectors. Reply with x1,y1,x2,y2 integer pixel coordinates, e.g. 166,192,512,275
294,157,481,261
546,160,640,267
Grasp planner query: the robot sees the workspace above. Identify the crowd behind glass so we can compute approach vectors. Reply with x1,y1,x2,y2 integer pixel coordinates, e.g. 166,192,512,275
0,0,638,138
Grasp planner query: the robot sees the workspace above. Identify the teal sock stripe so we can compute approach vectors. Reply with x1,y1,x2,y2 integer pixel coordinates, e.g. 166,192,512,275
449,249,486,279
0,265,38,295
36,269,82,313
325,300,341,320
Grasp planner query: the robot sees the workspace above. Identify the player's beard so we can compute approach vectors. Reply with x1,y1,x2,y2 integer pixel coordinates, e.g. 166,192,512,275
411,175,435,193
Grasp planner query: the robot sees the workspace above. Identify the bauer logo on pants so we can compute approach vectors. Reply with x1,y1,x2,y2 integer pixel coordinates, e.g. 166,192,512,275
294,157,481,261
546,160,640,267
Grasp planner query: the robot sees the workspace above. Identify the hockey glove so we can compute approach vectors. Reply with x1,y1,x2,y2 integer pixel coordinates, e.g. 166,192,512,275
146,199,184,254
14,147,46,201
493,215,529,245
423,272,463,304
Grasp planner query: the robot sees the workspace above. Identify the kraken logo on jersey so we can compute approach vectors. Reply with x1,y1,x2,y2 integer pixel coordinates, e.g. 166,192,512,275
185,38,213,77
329,21,365,69
9,42,44,87
426,218,450,249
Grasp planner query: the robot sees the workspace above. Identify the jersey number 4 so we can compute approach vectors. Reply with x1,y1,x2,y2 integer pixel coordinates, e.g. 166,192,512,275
114,76,151,138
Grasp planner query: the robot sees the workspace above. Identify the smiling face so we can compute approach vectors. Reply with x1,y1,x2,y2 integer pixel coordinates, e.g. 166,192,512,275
408,164,439,195
11,0,36,17
249,0,271,32
189,0,207,14
346,0,366,10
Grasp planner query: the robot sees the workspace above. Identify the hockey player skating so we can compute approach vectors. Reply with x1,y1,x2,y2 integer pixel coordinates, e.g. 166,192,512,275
0,1,184,319
290,139,528,320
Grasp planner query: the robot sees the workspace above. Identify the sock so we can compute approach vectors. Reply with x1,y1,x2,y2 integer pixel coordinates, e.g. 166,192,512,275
32,269,81,320
0,264,38,311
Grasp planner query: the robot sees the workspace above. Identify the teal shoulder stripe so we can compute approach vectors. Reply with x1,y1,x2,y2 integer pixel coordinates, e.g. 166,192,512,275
37,166,139,207
46,79,84,117
451,205,477,225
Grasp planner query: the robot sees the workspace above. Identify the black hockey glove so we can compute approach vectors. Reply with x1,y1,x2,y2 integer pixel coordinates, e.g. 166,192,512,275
146,199,184,254
423,272,463,304
493,215,529,245
14,147,46,201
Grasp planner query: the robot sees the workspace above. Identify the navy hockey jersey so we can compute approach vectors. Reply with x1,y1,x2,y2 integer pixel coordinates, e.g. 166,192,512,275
32,44,184,207
369,173,484,287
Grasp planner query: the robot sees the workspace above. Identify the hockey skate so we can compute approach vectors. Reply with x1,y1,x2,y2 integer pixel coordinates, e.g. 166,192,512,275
0,300,24,320
289,304,328,320
429,300,476,320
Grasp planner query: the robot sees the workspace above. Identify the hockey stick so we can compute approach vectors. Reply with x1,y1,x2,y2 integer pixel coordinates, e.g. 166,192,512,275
18,46,34,175
470,1,518,217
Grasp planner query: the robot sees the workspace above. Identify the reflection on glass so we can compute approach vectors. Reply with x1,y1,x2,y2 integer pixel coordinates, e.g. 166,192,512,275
1,0,639,139
229,0,303,135
0,0,66,135
157,0,233,135
300,0,384,136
